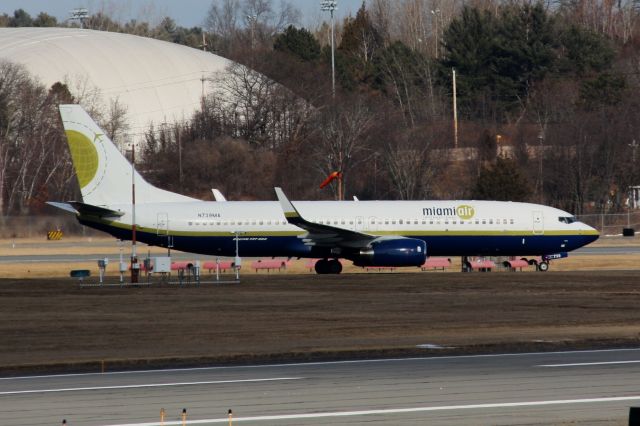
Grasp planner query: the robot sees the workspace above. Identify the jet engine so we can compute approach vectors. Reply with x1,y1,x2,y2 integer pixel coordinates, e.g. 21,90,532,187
353,238,427,267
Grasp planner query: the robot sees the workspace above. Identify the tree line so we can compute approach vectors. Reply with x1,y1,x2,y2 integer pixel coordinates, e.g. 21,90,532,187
2,0,640,218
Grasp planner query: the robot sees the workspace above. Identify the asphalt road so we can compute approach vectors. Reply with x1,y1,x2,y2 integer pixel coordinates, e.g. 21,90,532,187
1,349,639,425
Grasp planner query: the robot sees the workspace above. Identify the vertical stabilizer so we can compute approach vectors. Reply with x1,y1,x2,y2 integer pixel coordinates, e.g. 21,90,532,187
59,104,198,206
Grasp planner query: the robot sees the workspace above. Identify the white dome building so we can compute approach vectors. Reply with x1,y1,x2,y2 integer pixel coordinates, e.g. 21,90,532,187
0,27,236,139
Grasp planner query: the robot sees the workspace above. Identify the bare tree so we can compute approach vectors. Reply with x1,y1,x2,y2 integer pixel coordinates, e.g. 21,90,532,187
209,62,313,148
102,97,130,151
314,97,374,199
205,0,300,54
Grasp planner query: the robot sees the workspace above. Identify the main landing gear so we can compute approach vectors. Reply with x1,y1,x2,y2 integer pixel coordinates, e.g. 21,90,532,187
315,258,343,274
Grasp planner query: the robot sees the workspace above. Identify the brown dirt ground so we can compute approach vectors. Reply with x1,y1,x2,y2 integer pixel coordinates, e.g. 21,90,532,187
1,271,640,375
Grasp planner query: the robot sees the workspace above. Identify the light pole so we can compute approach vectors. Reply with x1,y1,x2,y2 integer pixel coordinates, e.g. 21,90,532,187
246,14,257,51
128,143,139,283
321,0,337,97
68,8,88,29
431,9,441,59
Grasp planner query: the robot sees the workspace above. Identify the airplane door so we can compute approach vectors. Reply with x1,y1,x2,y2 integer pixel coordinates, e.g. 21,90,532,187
532,211,544,235
356,216,364,231
157,213,169,235
368,216,377,232
157,212,173,249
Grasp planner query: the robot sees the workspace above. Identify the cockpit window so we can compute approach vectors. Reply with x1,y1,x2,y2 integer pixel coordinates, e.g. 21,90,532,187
558,216,576,224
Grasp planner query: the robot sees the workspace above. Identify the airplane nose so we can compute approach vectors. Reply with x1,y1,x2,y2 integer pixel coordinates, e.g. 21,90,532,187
582,222,599,243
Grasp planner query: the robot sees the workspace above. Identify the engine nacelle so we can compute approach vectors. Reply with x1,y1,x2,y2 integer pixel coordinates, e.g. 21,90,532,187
353,238,427,267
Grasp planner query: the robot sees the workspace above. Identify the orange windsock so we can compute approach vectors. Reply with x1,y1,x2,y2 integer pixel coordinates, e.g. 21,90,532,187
319,171,342,189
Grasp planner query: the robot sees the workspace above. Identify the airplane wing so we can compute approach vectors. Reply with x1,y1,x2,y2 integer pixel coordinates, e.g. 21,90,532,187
274,187,376,248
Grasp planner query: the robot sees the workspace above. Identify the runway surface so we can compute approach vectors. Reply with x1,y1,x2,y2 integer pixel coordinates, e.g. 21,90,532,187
1,349,639,425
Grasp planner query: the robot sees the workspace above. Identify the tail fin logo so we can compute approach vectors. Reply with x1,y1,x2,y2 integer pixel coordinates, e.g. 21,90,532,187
65,129,99,189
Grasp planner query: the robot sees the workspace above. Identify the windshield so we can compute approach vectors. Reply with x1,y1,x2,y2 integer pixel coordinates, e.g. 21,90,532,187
558,216,576,224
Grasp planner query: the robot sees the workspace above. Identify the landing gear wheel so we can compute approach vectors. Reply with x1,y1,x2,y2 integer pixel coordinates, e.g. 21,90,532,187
537,261,549,272
314,259,342,274
314,259,329,274
328,259,342,274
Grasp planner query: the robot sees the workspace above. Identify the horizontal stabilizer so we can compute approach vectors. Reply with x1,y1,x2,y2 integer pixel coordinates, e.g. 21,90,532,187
47,201,124,218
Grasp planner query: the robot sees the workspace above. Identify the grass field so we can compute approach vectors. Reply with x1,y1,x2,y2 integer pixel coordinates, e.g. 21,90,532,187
1,234,638,374
1,271,640,374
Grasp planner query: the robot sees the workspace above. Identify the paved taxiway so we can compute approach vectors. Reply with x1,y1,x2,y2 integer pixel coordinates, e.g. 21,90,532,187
1,349,639,425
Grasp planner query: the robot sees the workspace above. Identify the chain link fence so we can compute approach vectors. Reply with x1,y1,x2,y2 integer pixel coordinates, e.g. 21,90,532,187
576,211,639,236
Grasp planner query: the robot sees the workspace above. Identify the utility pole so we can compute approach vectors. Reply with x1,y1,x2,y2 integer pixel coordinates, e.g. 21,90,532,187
199,32,208,52
630,139,639,164
452,68,458,149
538,133,544,203
321,1,337,98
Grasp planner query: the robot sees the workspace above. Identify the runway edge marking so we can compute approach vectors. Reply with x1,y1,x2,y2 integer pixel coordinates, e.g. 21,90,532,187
103,395,640,425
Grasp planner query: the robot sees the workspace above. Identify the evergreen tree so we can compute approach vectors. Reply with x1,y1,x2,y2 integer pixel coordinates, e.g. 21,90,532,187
473,158,530,201
9,9,33,27
336,2,383,89
33,12,57,27
274,26,320,61
440,4,555,120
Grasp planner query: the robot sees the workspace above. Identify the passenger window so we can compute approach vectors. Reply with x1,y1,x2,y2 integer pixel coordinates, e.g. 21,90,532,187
399,219,403,225
489,219,493,225
482,220,486,225
510,219,515,225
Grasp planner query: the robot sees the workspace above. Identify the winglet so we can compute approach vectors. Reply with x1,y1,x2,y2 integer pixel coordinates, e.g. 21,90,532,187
212,188,227,201
275,187,301,220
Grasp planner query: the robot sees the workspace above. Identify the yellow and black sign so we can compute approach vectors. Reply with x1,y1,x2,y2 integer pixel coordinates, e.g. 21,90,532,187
47,230,63,240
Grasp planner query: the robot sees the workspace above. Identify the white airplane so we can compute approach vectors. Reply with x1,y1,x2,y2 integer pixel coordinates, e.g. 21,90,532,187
49,105,599,274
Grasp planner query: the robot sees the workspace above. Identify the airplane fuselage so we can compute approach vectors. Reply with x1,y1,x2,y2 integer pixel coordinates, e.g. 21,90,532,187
79,199,599,259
